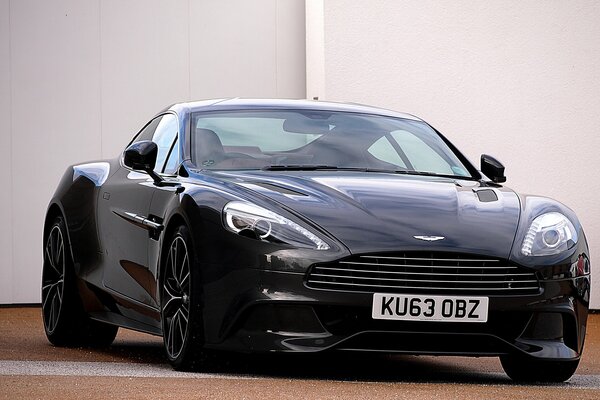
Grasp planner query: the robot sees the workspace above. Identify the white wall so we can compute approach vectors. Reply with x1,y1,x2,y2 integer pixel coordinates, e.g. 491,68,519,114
0,0,306,304
0,0,12,302
311,0,600,308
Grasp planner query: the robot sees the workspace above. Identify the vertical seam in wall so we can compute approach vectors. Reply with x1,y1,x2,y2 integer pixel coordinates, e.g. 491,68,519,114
98,0,103,158
187,0,191,101
301,0,307,99
275,0,278,96
7,0,14,303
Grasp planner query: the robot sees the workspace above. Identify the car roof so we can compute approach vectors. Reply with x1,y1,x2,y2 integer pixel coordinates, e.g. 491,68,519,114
167,98,422,121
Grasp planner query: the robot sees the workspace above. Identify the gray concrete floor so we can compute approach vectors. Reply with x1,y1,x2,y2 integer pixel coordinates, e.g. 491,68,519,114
1,307,599,399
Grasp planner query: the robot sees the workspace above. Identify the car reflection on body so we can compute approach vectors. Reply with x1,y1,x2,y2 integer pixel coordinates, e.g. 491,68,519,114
42,99,590,382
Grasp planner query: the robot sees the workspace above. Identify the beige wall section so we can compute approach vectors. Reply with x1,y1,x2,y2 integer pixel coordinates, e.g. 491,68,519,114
1,0,306,304
305,0,324,100
189,0,306,100
276,0,306,98
0,0,13,303
10,0,102,303
316,0,600,308
190,1,277,98
100,0,191,157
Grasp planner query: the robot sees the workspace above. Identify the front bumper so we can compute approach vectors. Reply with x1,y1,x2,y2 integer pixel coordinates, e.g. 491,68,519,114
200,267,590,360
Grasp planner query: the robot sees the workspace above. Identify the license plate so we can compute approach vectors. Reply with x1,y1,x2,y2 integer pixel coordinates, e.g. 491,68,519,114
372,293,489,322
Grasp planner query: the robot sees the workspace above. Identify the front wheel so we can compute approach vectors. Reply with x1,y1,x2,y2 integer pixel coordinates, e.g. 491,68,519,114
161,225,204,370
500,354,580,383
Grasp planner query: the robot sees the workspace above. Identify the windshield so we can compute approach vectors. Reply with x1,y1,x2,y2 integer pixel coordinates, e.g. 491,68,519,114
190,110,473,178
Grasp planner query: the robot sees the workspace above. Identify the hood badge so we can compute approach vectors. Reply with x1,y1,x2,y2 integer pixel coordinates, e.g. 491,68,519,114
414,235,445,242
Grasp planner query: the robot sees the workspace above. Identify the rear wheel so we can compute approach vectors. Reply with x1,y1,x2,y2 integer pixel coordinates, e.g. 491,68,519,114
161,225,204,370
500,354,580,383
42,215,118,347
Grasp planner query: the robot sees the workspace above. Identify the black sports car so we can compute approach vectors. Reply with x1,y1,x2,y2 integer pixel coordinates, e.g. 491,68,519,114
42,99,590,382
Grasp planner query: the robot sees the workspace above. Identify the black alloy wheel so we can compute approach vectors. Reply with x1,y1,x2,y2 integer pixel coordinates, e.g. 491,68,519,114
42,223,66,336
161,225,204,370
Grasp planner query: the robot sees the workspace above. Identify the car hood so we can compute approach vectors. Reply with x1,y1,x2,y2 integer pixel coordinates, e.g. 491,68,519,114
213,171,522,258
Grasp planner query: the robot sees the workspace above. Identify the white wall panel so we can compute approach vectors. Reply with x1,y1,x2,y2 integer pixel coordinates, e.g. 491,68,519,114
189,0,306,100
276,0,306,98
10,0,101,303
0,0,13,303
320,0,600,308
100,0,190,157
305,0,325,100
189,0,278,99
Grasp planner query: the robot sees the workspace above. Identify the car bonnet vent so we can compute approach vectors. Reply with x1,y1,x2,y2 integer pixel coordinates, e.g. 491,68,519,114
251,182,307,196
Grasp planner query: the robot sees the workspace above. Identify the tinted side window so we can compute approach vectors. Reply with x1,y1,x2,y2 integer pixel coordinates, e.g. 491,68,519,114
133,116,162,144
151,114,178,173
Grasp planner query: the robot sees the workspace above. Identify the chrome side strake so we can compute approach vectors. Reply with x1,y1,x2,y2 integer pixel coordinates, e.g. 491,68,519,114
112,209,164,233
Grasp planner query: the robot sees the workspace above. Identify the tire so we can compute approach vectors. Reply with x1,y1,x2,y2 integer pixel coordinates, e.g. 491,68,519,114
500,354,580,383
42,215,118,347
160,225,204,370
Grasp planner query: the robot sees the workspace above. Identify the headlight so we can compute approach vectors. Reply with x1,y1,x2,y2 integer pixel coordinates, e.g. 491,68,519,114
223,201,330,250
521,212,578,256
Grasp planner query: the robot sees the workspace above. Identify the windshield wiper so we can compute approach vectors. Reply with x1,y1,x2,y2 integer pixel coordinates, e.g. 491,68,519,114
393,170,475,180
262,165,392,172
261,165,474,180
263,165,337,171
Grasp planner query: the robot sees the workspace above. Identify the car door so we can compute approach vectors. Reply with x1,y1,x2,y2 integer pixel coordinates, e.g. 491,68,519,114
97,113,179,310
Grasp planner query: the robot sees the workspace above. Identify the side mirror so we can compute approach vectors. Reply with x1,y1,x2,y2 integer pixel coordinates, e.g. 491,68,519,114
481,154,506,183
124,141,163,184
124,140,157,171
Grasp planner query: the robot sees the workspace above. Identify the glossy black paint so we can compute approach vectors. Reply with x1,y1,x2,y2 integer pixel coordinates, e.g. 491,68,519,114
44,99,591,361
124,140,159,171
480,154,506,183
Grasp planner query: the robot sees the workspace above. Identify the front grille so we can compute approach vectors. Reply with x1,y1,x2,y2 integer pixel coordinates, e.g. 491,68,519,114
306,252,540,295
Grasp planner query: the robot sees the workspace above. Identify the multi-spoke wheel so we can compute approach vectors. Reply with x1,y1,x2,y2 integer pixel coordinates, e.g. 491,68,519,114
42,215,118,347
42,224,66,336
161,225,204,370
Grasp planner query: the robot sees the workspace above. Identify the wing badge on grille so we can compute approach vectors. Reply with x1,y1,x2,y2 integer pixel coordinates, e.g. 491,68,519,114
413,235,445,241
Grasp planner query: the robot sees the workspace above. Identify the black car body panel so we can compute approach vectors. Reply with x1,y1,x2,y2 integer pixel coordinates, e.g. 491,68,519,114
44,99,591,369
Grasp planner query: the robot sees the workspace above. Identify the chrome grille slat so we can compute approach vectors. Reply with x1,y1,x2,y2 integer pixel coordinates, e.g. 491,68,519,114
306,252,540,295
310,273,537,284
307,280,538,291
309,273,538,284
360,256,501,263
339,261,519,270
314,267,534,278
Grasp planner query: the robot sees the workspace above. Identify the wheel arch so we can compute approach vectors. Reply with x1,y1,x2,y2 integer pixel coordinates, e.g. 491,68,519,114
162,213,189,249
43,203,64,240
160,193,207,271
43,202,76,268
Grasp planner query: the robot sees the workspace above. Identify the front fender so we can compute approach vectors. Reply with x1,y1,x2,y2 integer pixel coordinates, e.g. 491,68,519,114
45,161,115,277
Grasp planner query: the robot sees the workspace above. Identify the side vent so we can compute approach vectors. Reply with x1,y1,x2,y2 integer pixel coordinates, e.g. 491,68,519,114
475,189,498,203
